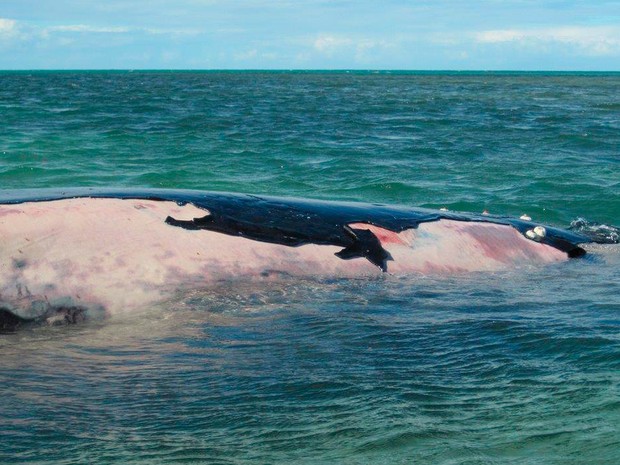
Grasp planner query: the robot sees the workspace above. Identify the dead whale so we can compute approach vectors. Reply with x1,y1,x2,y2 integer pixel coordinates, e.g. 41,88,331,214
0,188,596,330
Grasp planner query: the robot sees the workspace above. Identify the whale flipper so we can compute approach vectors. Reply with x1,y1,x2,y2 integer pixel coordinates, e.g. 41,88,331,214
165,214,213,230
335,225,393,272
166,214,394,271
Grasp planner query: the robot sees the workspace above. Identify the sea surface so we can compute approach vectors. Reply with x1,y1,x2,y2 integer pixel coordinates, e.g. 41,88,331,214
0,71,618,464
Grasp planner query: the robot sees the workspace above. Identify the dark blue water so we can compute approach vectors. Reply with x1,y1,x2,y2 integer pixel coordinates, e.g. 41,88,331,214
0,71,619,464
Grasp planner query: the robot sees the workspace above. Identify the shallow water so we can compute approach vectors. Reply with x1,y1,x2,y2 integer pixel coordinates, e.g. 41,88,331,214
2,252,619,464
0,71,619,464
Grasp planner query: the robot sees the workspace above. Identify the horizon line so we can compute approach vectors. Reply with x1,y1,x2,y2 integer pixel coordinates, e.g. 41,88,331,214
1,68,619,73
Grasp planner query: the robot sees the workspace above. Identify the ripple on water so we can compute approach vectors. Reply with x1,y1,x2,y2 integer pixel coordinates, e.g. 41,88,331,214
0,71,619,464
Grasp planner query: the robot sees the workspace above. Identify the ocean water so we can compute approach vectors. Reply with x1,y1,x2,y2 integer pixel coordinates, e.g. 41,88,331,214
0,71,619,464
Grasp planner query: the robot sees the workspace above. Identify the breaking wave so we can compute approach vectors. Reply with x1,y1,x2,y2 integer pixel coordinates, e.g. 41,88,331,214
569,218,620,244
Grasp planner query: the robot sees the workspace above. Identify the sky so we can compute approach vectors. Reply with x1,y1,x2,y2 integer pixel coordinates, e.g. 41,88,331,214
1,0,619,70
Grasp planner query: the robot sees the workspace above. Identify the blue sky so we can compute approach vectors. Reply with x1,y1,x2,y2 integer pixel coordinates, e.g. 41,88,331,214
1,0,619,70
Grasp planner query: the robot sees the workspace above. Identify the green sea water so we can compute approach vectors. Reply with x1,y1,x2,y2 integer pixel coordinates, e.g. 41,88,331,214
0,71,619,464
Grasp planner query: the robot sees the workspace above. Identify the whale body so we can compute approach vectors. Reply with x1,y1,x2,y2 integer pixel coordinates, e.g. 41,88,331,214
0,188,594,330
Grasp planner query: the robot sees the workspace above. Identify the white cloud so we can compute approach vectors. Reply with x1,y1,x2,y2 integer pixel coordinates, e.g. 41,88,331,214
234,48,258,60
313,35,353,53
476,26,620,56
3,18,203,41
0,18,16,31
312,34,393,62
0,18,18,38
47,25,130,34
144,27,204,36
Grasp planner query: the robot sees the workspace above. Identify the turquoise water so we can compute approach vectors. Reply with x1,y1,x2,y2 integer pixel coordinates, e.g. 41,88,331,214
1,71,619,464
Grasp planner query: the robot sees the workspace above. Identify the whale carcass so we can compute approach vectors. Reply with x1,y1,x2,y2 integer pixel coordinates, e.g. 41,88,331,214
0,188,594,329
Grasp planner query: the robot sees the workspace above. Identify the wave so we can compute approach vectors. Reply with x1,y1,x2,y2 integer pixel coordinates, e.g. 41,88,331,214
569,218,620,244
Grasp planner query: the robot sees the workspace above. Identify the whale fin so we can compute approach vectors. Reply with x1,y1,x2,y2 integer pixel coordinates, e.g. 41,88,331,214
165,214,213,230
166,214,395,271
335,225,393,272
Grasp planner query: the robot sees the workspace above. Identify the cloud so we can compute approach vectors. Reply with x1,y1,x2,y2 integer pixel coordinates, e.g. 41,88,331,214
0,18,133,43
2,17,204,41
312,33,393,62
313,35,354,53
0,18,18,38
475,26,620,56
143,27,205,36
234,48,258,60
0,18,16,31
47,24,204,36
47,24,131,34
